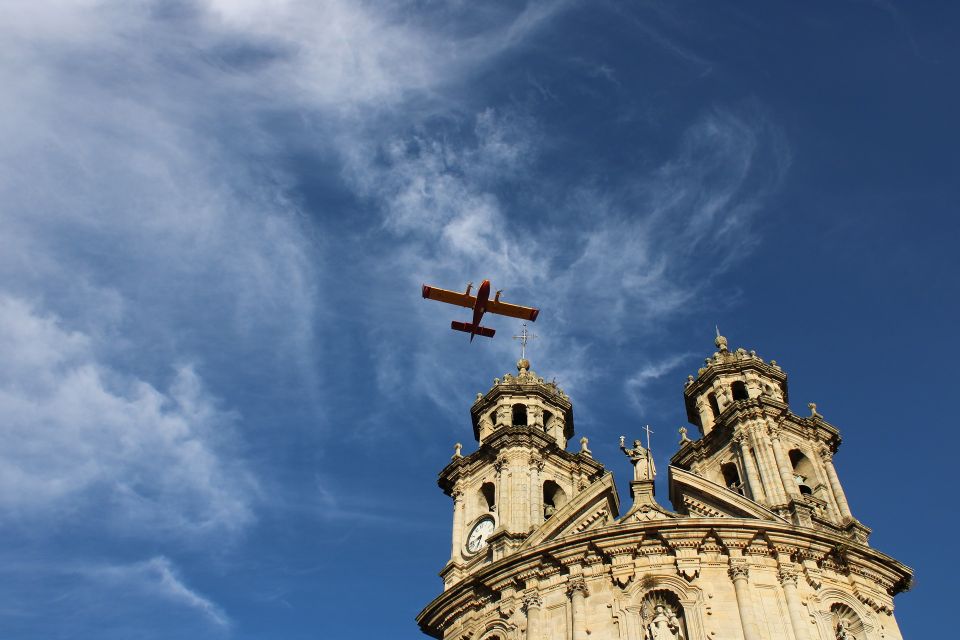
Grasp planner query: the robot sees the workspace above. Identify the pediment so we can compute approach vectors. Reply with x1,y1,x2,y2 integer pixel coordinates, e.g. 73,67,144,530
668,466,788,523
518,472,620,550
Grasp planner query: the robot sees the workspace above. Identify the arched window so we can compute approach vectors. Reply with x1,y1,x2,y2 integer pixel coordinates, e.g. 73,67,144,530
479,482,496,512
721,462,743,495
512,403,527,426
731,381,749,401
640,590,688,640
542,409,553,433
789,449,816,495
707,393,720,419
543,480,567,520
830,603,865,639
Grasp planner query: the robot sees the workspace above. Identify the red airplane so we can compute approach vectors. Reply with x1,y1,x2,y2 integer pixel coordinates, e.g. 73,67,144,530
421,279,540,341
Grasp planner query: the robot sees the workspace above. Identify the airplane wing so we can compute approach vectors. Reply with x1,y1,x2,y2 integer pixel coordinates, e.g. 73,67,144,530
486,299,540,321
422,284,476,309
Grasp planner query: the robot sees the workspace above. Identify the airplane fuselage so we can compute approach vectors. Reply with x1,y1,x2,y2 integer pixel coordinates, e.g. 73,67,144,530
470,280,492,341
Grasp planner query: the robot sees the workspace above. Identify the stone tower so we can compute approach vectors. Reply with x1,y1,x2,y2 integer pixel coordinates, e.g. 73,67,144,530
437,358,616,588
672,332,870,542
417,338,912,640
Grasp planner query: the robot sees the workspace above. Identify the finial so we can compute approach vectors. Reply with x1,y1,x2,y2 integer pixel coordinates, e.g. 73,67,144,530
678,426,692,444
714,326,728,352
808,402,820,418
579,436,592,457
517,358,530,372
453,443,463,459
513,322,538,361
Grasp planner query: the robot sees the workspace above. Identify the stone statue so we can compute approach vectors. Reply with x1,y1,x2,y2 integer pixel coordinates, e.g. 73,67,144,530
835,620,853,640
453,443,462,458
646,604,683,640
678,426,691,444
620,436,655,481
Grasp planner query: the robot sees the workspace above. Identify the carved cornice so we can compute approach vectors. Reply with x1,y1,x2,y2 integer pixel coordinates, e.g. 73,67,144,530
417,518,913,639
437,426,607,495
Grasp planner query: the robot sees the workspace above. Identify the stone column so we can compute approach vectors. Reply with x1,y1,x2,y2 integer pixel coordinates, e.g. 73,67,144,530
451,488,464,560
749,426,786,505
529,456,542,528
728,560,761,640
734,436,765,502
494,456,509,530
696,399,714,434
567,576,589,640
821,448,853,520
778,564,809,640
770,428,800,499
524,592,543,640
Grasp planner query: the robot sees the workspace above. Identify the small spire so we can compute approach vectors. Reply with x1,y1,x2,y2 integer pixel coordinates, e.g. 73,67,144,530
715,326,728,352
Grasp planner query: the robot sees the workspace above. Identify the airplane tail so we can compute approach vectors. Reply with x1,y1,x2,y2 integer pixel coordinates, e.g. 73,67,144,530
451,321,496,339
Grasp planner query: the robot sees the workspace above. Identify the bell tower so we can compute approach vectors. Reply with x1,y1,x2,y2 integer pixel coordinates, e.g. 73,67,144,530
672,332,871,542
436,358,610,589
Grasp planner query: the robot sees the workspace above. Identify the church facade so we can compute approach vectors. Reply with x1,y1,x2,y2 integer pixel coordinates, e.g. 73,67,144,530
416,335,912,640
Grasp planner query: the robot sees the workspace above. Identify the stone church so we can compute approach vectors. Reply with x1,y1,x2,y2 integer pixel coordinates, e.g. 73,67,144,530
416,334,912,640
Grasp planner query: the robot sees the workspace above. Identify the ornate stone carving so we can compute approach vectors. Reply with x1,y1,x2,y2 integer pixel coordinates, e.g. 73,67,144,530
528,405,544,426
566,576,589,598
728,560,750,582
778,564,800,586
528,454,544,472
522,592,542,611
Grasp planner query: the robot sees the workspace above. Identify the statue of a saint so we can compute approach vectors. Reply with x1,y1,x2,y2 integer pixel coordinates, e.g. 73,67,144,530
620,436,655,481
646,604,683,640
835,620,853,640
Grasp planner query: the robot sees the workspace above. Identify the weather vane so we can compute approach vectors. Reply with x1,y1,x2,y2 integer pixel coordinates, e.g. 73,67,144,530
513,322,538,359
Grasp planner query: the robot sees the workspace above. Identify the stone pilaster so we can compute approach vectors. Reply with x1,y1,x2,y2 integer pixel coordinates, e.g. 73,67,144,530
523,591,543,640
728,559,761,640
769,427,800,499
820,447,853,520
778,563,809,640
567,576,589,640
450,488,464,562
734,435,765,502
752,424,787,505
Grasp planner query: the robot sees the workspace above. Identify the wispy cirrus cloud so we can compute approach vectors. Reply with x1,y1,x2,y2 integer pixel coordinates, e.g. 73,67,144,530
0,296,256,537
90,556,231,628
341,102,789,423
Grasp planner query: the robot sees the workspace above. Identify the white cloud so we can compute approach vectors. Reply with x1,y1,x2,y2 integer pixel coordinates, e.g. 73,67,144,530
341,104,788,420
625,353,692,413
88,556,229,628
0,296,256,537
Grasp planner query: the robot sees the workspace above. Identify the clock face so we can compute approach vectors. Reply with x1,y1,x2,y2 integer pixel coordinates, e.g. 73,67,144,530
466,517,495,553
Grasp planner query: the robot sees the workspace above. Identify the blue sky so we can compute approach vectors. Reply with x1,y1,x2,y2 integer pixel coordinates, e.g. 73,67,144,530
0,1,956,638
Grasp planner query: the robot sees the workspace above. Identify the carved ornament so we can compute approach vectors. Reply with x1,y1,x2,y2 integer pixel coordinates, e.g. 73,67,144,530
566,575,589,598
